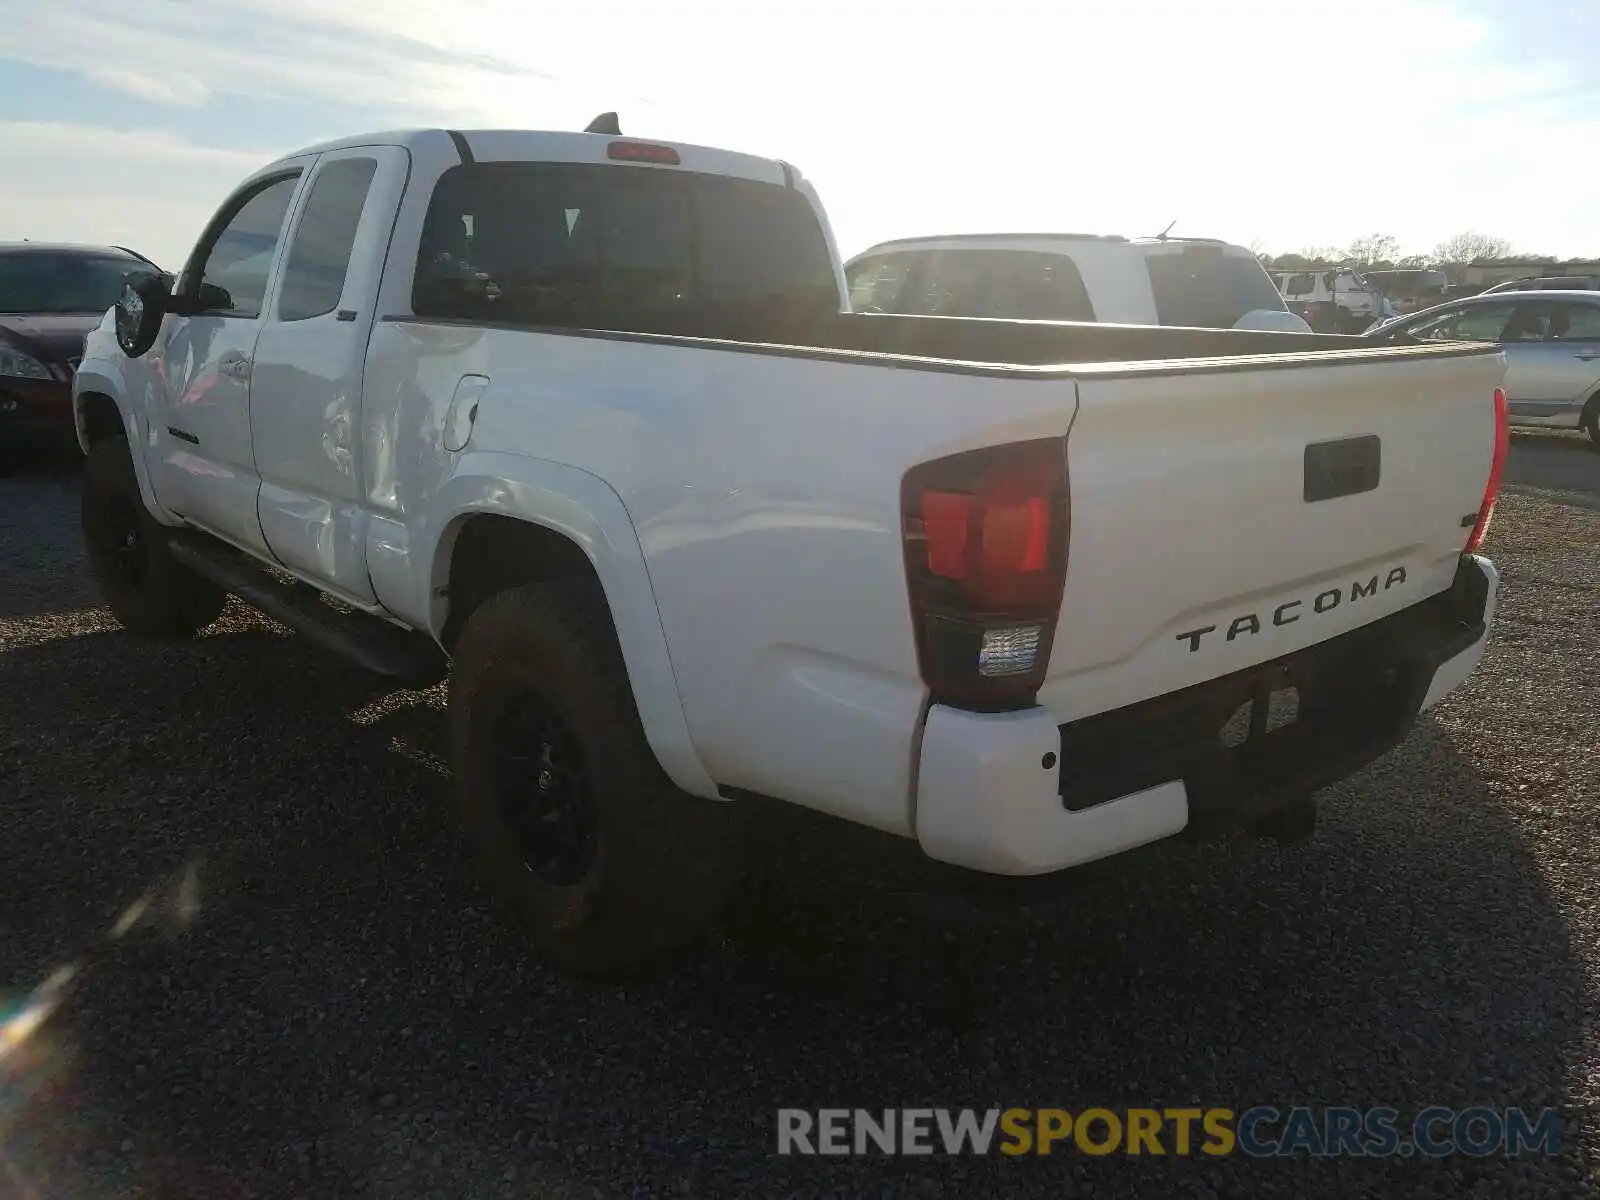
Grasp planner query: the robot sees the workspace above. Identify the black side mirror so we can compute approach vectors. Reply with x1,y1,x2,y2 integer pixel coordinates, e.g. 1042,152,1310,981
196,281,234,311
168,280,234,317
114,270,174,359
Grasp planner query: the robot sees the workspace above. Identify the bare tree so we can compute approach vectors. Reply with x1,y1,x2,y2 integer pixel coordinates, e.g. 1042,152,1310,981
1430,231,1514,265
1344,233,1401,266
1272,247,1340,268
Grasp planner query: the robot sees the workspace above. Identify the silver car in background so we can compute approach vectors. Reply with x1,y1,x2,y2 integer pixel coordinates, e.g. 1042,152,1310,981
1480,275,1600,296
1368,290,1600,446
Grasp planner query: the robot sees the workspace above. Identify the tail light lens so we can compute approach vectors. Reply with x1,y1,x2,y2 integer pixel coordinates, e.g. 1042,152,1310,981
607,140,681,165
1464,386,1509,553
901,438,1069,711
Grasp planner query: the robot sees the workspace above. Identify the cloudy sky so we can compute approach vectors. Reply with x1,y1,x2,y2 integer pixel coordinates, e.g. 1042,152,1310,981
0,0,1594,269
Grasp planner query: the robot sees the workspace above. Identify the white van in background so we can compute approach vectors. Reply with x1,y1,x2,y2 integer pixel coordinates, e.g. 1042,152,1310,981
845,233,1312,333
1274,268,1389,333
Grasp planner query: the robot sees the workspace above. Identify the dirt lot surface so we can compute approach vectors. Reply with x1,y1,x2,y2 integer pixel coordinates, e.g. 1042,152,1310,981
1,432,1596,1197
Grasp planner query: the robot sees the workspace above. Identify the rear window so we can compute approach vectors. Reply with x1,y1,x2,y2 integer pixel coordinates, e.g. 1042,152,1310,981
412,162,839,328
1144,249,1288,328
869,248,1097,322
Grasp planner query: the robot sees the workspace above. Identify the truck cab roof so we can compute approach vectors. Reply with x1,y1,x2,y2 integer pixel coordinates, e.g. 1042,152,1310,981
260,128,796,190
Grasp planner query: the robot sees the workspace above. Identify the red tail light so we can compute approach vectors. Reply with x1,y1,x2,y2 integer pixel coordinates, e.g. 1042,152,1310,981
902,438,1069,710
1464,386,1509,553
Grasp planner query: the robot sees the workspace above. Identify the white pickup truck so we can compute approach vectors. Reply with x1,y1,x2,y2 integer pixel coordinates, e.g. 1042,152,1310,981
74,118,1508,972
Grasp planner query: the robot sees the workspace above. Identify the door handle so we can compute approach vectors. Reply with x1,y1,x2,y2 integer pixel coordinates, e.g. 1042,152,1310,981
1573,350,1600,361
220,353,252,380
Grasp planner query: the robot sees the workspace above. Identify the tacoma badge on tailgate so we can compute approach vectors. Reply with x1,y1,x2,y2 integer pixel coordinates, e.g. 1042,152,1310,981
1174,565,1410,653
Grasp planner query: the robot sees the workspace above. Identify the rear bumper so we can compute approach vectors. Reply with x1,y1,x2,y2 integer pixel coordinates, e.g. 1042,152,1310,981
914,554,1498,875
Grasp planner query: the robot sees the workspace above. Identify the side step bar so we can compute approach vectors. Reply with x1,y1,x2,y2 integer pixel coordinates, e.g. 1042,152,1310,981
167,530,448,688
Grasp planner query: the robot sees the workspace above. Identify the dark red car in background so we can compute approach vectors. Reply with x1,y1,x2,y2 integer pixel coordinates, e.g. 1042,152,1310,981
0,242,159,467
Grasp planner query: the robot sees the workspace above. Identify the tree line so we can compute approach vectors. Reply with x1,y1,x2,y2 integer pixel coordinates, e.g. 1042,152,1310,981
1259,231,1593,272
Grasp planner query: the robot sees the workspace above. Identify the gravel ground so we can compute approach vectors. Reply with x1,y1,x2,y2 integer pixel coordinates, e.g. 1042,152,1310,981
0,432,1597,1198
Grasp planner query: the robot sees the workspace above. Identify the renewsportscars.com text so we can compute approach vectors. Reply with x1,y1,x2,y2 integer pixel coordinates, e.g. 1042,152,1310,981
776,1107,1562,1159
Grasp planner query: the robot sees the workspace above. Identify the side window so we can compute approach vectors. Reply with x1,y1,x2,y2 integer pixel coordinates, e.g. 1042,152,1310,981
1145,249,1279,327
846,255,912,313
1405,307,1464,340
1406,302,1516,342
1502,301,1558,342
904,250,1095,322
277,157,378,322
1549,302,1600,341
990,255,1094,322
193,174,300,318
914,253,986,316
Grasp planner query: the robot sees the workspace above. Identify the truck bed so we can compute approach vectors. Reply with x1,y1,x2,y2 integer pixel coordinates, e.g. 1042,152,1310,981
784,310,1377,368
435,304,1471,375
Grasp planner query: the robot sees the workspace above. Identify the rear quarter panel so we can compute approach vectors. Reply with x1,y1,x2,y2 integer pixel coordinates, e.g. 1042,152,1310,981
365,321,1082,835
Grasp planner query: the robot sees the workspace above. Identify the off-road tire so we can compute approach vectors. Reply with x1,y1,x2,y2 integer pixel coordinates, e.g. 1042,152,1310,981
80,436,226,636
449,580,741,974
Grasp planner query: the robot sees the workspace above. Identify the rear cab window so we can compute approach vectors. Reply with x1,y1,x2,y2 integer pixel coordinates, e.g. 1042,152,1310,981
411,162,839,333
1143,247,1288,329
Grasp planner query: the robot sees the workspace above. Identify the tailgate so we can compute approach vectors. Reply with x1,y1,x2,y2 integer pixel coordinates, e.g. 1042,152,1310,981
1036,344,1505,723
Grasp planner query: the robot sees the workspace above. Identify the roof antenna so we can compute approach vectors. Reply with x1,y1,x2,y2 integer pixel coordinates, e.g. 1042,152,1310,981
584,112,621,135
1155,219,1177,241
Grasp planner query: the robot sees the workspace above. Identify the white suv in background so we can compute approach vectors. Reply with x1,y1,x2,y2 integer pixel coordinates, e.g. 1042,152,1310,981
845,233,1312,333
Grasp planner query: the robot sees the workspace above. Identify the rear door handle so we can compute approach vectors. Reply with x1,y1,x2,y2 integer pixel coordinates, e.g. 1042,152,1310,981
220,352,251,380
1573,350,1600,361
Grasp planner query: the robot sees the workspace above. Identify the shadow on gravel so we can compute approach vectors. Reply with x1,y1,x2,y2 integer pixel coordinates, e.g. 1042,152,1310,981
0,583,1588,1196
0,461,91,620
